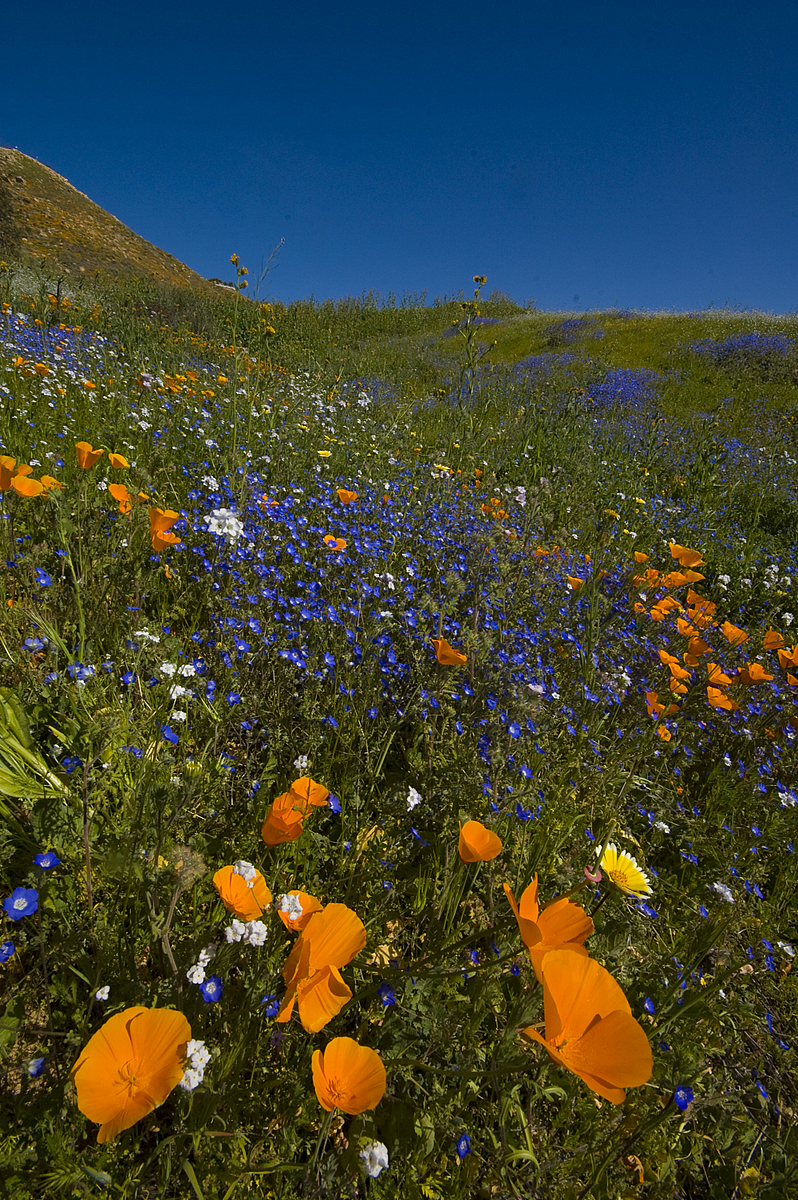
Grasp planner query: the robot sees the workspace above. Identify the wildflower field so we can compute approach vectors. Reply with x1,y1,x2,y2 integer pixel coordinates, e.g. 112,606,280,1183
0,261,796,1199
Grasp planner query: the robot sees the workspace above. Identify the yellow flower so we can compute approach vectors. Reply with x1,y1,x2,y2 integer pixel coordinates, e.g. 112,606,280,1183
599,843,652,897
318,450,332,457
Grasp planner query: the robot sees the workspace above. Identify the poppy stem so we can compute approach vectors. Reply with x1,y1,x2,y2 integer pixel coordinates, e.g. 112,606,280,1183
305,1106,335,1194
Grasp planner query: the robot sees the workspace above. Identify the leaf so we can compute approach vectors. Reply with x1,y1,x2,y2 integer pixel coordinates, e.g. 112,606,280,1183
0,688,66,799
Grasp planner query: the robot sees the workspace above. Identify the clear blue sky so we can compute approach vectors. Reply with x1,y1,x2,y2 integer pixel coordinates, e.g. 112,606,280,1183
3,1,798,312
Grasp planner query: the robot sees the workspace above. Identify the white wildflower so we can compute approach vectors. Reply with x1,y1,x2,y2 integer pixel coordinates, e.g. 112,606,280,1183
407,786,422,812
225,918,247,943
95,986,110,1001
197,945,216,967
186,964,206,984
203,508,244,544
160,662,177,677
178,663,196,677
279,893,304,922
360,1141,389,1178
777,941,794,957
710,882,735,903
244,920,268,947
233,860,257,886
293,755,309,771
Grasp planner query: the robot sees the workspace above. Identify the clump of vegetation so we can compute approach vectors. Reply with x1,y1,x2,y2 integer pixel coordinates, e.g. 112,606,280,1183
0,257,796,1199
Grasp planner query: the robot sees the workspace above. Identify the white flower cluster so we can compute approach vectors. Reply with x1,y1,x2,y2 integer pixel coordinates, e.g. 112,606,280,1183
279,893,304,922
293,754,309,771
186,944,216,984
203,507,244,544
225,918,268,946
710,881,735,903
180,1039,211,1091
233,860,257,888
360,1141,389,1178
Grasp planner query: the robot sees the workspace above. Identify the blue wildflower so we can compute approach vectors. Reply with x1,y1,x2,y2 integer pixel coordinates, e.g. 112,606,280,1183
34,568,52,587
3,887,38,921
261,995,280,1017
378,983,396,1007
200,976,223,1003
643,998,655,1015
328,794,341,814
161,725,179,745
456,1134,471,1159
27,1057,46,1078
0,941,15,964
674,1085,694,1111
34,851,60,870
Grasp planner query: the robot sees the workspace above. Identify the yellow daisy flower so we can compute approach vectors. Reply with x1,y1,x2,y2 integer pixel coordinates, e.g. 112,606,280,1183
599,843,652,897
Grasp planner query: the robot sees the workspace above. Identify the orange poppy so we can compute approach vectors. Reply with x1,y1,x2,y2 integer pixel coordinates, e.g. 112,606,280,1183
336,488,358,504
669,543,704,569
731,663,774,686
322,535,347,552
707,686,738,711
567,576,584,591
109,452,130,469
0,456,20,490
39,475,65,492
522,949,653,1104
720,621,748,647
504,876,593,982
213,864,272,921
633,551,649,564
645,691,679,718
777,645,798,669
311,1037,386,1114
71,1007,191,1143
650,596,682,622
148,507,180,536
763,630,785,651
458,820,502,863
261,777,330,846
109,483,134,514
433,638,467,666
278,889,323,932
11,475,44,497
151,529,181,552
707,663,733,686
75,441,104,470
276,903,366,1032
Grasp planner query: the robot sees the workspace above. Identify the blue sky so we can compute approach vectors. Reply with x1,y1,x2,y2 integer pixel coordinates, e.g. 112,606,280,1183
3,1,798,312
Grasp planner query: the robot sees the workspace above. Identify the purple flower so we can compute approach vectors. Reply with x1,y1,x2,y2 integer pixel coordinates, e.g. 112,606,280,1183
200,976,223,1003
3,887,38,921
34,851,60,870
674,1085,694,1111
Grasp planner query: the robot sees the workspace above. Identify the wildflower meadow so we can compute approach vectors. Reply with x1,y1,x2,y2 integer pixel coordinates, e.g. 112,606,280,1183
0,260,796,1198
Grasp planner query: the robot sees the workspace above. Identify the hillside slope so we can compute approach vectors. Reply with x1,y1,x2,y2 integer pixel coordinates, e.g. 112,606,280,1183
0,146,220,295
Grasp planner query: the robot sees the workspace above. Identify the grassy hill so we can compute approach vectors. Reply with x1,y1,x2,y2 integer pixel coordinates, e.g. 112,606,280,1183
0,146,220,295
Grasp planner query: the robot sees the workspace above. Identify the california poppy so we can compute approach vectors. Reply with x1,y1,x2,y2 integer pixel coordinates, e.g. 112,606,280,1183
312,1037,386,1114
336,488,358,505
720,621,748,648
148,508,180,537
276,903,366,1032
707,686,738,711
433,638,467,666
109,483,134,514
458,820,502,863
11,475,44,497
669,543,704,569
151,529,181,552
213,863,272,921
75,442,104,470
322,535,347,552
732,663,774,686
777,645,798,669
504,876,593,982
40,475,65,492
0,456,18,490
71,1006,191,1143
522,949,653,1104
763,630,785,651
109,453,130,469
261,777,330,847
